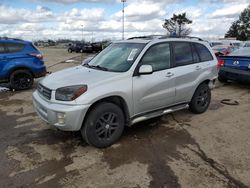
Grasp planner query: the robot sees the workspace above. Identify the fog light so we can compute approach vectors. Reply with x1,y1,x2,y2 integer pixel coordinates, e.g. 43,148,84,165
57,113,66,124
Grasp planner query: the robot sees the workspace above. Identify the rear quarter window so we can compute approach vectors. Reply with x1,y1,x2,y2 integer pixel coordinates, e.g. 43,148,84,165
31,43,39,51
0,43,6,53
5,42,25,53
194,43,213,62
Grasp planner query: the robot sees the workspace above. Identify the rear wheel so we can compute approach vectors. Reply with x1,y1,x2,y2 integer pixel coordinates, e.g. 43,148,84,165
68,48,73,53
189,83,211,114
81,102,125,148
10,70,34,90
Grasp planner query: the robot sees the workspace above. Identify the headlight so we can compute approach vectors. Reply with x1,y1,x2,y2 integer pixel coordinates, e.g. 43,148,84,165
55,85,87,101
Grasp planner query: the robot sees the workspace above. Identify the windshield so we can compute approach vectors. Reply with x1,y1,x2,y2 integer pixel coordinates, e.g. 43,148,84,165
244,43,250,47
86,42,146,72
229,48,250,57
233,43,241,47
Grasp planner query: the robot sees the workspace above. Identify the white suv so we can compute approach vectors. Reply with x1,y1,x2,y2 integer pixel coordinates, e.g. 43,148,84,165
33,36,218,148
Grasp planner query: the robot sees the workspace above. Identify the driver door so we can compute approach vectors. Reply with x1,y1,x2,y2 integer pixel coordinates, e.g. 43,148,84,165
132,42,176,116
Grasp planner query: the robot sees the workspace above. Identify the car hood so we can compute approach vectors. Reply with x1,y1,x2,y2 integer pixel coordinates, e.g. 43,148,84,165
40,66,121,90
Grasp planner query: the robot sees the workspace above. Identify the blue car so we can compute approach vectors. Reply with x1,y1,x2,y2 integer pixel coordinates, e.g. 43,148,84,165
0,38,47,90
218,47,250,83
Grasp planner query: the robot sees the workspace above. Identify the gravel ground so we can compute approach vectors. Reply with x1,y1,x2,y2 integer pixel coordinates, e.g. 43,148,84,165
0,48,250,188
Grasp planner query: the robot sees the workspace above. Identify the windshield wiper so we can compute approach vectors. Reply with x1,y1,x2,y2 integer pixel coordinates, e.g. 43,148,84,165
94,65,109,71
83,63,109,71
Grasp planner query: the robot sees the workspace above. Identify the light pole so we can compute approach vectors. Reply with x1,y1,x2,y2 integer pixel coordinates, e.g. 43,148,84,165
121,0,126,40
81,25,84,42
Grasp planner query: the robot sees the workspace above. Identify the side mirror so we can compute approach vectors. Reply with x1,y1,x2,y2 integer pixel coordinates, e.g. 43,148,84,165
138,65,153,75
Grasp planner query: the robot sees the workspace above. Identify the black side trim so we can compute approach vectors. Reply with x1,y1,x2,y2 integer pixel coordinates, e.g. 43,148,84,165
131,102,188,120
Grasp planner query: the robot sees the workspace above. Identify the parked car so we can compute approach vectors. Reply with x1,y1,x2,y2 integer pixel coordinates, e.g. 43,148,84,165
0,38,46,90
209,40,223,47
33,36,218,148
68,43,92,53
212,45,235,56
221,40,242,49
91,42,103,52
243,42,250,47
218,47,250,83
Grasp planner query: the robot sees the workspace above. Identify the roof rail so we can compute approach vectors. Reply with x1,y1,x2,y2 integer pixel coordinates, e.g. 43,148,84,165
127,35,204,41
127,35,164,40
159,35,204,41
0,37,24,41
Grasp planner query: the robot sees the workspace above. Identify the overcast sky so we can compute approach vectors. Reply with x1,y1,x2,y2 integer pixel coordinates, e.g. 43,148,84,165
0,0,249,41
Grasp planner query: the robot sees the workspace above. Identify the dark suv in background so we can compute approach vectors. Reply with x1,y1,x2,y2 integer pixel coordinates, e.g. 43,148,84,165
68,43,93,53
0,38,46,90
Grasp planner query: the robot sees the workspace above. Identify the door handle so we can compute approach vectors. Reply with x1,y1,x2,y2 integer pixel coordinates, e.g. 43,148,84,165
195,66,202,70
166,72,174,78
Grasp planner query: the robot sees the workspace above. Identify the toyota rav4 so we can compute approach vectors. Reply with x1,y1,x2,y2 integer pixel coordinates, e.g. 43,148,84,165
33,36,218,148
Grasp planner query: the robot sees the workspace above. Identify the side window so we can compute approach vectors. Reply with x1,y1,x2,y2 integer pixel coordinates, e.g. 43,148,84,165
140,43,171,72
194,43,213,62
173,42,193,66
5,42,25,53
0,43,6,54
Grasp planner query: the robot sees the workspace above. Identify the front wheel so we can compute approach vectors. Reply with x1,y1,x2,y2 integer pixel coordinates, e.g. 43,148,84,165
10,70,34,90
189,83,211,114
81,102,125,148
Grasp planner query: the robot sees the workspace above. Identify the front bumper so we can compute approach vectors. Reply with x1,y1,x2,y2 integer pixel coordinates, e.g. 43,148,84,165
32,90,90,131
219,67,250,83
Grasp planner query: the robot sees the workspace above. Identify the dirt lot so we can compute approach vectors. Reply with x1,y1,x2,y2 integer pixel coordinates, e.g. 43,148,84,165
0,47,250,188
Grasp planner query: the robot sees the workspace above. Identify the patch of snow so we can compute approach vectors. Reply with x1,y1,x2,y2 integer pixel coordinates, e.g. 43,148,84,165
0,87,10,92
65,59,77,63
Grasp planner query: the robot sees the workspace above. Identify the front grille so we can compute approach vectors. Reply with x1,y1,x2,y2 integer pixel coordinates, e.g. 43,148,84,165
37,84,52,100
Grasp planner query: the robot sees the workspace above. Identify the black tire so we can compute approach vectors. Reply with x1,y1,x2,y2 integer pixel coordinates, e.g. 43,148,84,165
68,48,73,53
10,70,34,90
81,102,125,148
189,83,211,114
218,76,228,83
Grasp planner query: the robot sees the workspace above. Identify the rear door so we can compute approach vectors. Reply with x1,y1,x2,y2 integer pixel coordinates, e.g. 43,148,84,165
132,42,176,115
0,42,9,78
173,42,203,103
173,42,214,103
0,42,26,78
